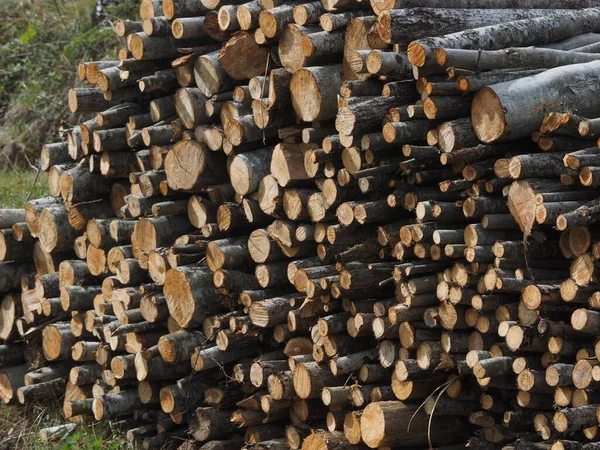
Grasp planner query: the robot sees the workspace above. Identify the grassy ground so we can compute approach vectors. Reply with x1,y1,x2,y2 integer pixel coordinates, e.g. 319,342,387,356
0,403,133,449
0,170,49,208
0,0,137,168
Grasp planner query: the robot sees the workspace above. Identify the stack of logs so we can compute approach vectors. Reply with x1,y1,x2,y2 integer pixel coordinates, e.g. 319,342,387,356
3,0,600,449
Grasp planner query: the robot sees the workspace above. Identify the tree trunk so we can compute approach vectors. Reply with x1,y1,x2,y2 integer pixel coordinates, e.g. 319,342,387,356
408,9,600,68
336,88,418,136
378,8,550,45
163,266,220,328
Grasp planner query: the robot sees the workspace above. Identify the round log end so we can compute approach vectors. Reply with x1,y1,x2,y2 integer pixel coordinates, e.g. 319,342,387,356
292,364,312,399
472,87,506,144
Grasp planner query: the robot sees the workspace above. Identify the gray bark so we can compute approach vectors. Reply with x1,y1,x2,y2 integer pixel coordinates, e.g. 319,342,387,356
408,9,600,68
473,60,600,143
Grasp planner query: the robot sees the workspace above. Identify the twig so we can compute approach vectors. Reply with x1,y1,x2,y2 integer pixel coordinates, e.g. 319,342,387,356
22,153,41,205
261,54,271,145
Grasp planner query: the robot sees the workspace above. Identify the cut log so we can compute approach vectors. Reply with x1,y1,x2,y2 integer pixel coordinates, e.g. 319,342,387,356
408,9,600,68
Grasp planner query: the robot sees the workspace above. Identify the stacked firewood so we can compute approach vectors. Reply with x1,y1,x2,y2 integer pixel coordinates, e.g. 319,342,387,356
2,0,600,449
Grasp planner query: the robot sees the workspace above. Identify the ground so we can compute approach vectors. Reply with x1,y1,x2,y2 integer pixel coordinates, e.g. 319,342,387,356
0,402,132,449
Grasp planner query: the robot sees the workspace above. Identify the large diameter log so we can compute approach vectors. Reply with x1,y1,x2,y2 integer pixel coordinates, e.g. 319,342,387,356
194,51,235,97
17,378,66,404
42,323,77,361
271,143,316,187
361,401,469,448
407,9,600,68
229,147,274,196
472,61,600,143
128,33,186,60
371,0,598,13
135,354,191,381
38,206,78,253
190,407,236,441
60,159,113,203
336,87,417,136
290,66,342,122
163,266,220,328
165,140,227,191
25,196,63,238
345,16,388,80
0,295,19,341
301,431,361,450
133,215,194,254
378,8,550,45
219,31,270,80
68,88,116,113
162,0,208,19
507,179,575,236
292,362,342,399
280,27,345,72
249,295,300,328
206,237,252,271
0,229,33,262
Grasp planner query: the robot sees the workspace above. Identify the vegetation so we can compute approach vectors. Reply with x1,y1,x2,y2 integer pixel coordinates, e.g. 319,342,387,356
0,169,49,208
0,403,133,449
0,0,137,169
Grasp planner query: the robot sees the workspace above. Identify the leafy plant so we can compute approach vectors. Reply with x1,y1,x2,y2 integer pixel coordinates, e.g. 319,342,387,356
0,0,138,169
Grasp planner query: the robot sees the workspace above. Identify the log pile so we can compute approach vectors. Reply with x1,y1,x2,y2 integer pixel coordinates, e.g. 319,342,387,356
3,0,600,449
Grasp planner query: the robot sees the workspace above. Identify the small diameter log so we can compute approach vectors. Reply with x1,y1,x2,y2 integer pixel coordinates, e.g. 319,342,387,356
92,390,153,420
17,378,66,404
39,424,77,443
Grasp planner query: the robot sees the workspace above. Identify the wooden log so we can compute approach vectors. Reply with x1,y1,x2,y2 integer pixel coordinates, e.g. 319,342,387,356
407,9,600,68
378,8,549,45
473,61,600,143
92,389,154,420
290,66,342,122
230,147,274,196
292,362,342,400
39,423,77,443
360,401,469,448
163,266,220,328
219,31,270,80
336,88,417,136
438,47,600,72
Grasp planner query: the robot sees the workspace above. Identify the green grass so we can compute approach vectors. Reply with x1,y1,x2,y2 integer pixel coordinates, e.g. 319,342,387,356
0,169,50,208
0,0,138,169
0,403,134,449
